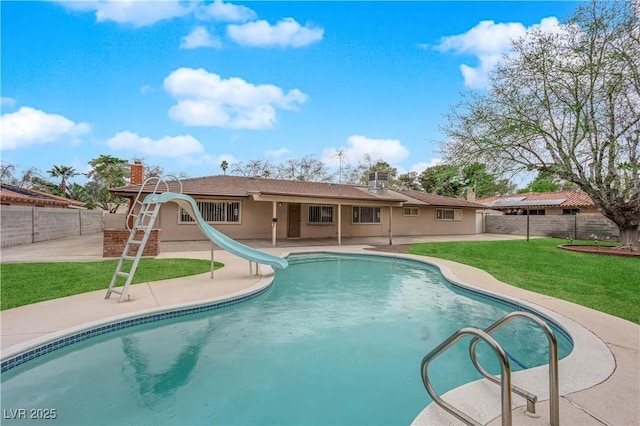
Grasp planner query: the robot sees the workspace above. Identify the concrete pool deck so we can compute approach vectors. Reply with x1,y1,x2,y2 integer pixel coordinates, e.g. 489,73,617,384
1,233,638,425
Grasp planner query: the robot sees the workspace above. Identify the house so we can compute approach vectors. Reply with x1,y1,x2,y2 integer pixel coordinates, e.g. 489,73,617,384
0,183,86,209
477,190,598,216
110,170,484,246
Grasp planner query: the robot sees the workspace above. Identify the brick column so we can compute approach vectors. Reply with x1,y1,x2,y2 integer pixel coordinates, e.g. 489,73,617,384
103,229,160,257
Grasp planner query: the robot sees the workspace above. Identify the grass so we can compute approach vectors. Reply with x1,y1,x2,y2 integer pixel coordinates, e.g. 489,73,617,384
1,259,221,310
407,238,639,324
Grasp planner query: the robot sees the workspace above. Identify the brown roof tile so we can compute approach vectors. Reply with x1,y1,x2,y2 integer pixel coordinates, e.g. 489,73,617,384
112,175,407,202
0,183,86,207
477,190,594,209
394,188,486,208
111,175,481,208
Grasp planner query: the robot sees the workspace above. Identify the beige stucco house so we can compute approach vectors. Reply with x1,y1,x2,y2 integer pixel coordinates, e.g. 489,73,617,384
111,173,483,246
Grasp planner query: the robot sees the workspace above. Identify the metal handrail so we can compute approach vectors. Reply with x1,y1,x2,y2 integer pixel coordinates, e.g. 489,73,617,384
421,327,513,426
469,312,559,426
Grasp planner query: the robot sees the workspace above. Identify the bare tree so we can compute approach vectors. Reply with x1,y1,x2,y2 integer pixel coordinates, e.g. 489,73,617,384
230,160,275,178
276,156,331,182
1,162,45,188
441,0,639,245
0,161,16,183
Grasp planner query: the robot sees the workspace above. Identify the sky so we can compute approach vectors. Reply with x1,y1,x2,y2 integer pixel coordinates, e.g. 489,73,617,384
1,0,580,186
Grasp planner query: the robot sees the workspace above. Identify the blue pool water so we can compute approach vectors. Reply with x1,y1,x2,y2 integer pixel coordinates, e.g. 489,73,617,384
1,253,572,425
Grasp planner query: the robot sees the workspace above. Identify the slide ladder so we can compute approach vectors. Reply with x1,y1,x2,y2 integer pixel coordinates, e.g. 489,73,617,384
105,176,182,302
420,311,559,426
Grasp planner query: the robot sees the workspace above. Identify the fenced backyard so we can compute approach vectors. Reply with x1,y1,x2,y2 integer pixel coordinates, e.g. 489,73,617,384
485,214,619,241
1,206,103,248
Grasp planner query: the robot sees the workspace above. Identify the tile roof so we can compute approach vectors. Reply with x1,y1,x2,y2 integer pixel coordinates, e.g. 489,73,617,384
110,175,482,208
395,188,487,208
0,183,86,207
477,190,594,209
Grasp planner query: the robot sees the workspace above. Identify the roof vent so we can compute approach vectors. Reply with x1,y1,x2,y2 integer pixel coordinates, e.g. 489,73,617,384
368,171,389,194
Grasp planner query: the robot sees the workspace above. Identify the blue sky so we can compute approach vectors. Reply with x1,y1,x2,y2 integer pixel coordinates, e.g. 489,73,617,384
1,1,579,185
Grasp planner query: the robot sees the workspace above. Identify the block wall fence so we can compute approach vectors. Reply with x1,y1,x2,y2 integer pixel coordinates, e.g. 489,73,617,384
1,206,104,248
485,214,619,241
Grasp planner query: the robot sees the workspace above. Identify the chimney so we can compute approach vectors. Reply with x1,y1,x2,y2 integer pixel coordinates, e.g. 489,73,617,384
466,188,476,202
130,161,144,185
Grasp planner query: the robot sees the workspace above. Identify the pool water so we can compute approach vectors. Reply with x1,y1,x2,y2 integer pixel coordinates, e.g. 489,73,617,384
1,253,572,425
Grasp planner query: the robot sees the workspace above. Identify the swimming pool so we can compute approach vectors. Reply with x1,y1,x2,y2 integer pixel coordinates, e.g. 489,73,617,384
1,253,572,425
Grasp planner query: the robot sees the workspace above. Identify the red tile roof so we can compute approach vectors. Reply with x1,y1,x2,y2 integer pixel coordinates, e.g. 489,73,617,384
477,190,594,209
0,183,86,208
111,175,483,208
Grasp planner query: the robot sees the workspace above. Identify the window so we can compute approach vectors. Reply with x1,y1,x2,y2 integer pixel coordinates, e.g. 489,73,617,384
308,205,334,223
403,207,419,217
180,201,240,223
352,206,381,223
436,208,462,221
563,208,580,215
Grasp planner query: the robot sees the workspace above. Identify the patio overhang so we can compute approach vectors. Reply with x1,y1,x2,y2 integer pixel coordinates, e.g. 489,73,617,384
248,191,405,207
248,191,404,247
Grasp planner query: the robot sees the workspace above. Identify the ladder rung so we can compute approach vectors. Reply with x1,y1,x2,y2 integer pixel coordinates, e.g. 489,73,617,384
116,271,130,278
110,289,122,295
129,240,143,244
134,225,148,230
123,255,137,261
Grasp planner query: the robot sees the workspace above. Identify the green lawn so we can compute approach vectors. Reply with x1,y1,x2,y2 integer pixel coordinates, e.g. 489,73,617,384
1,259,220,310
408,238,639,324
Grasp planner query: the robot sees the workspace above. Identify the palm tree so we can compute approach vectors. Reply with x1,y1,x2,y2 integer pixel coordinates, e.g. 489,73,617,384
220,160,229,175
48,165,78,196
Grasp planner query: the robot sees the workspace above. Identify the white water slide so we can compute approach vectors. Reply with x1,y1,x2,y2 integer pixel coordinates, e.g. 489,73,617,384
147,192,289,270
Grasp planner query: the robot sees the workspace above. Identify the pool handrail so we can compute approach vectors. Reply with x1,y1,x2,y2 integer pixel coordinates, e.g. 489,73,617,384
421,327,512,426
420,311,559,426
468,311,559,426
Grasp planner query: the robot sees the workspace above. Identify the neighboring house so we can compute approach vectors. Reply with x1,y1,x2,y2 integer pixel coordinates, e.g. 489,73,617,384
477,190,598,216
477,189,618,241
0,183,86,209
110,172,484,245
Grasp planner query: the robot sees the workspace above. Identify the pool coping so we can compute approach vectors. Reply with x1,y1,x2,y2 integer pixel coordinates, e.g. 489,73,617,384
1,246,638,425
1,273,275,369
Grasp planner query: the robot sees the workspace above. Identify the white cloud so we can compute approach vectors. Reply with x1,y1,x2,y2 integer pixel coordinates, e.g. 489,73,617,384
59,0,193,28
163,67,308,129
436,17,561,89
227,18,324,48
410,158,442,174
1,97,16,108
180,26,222,49
140,85,153,94
321,135,410,167
106,131,204,157
195,0,256,23
0,107,90,150
265,148,290,158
